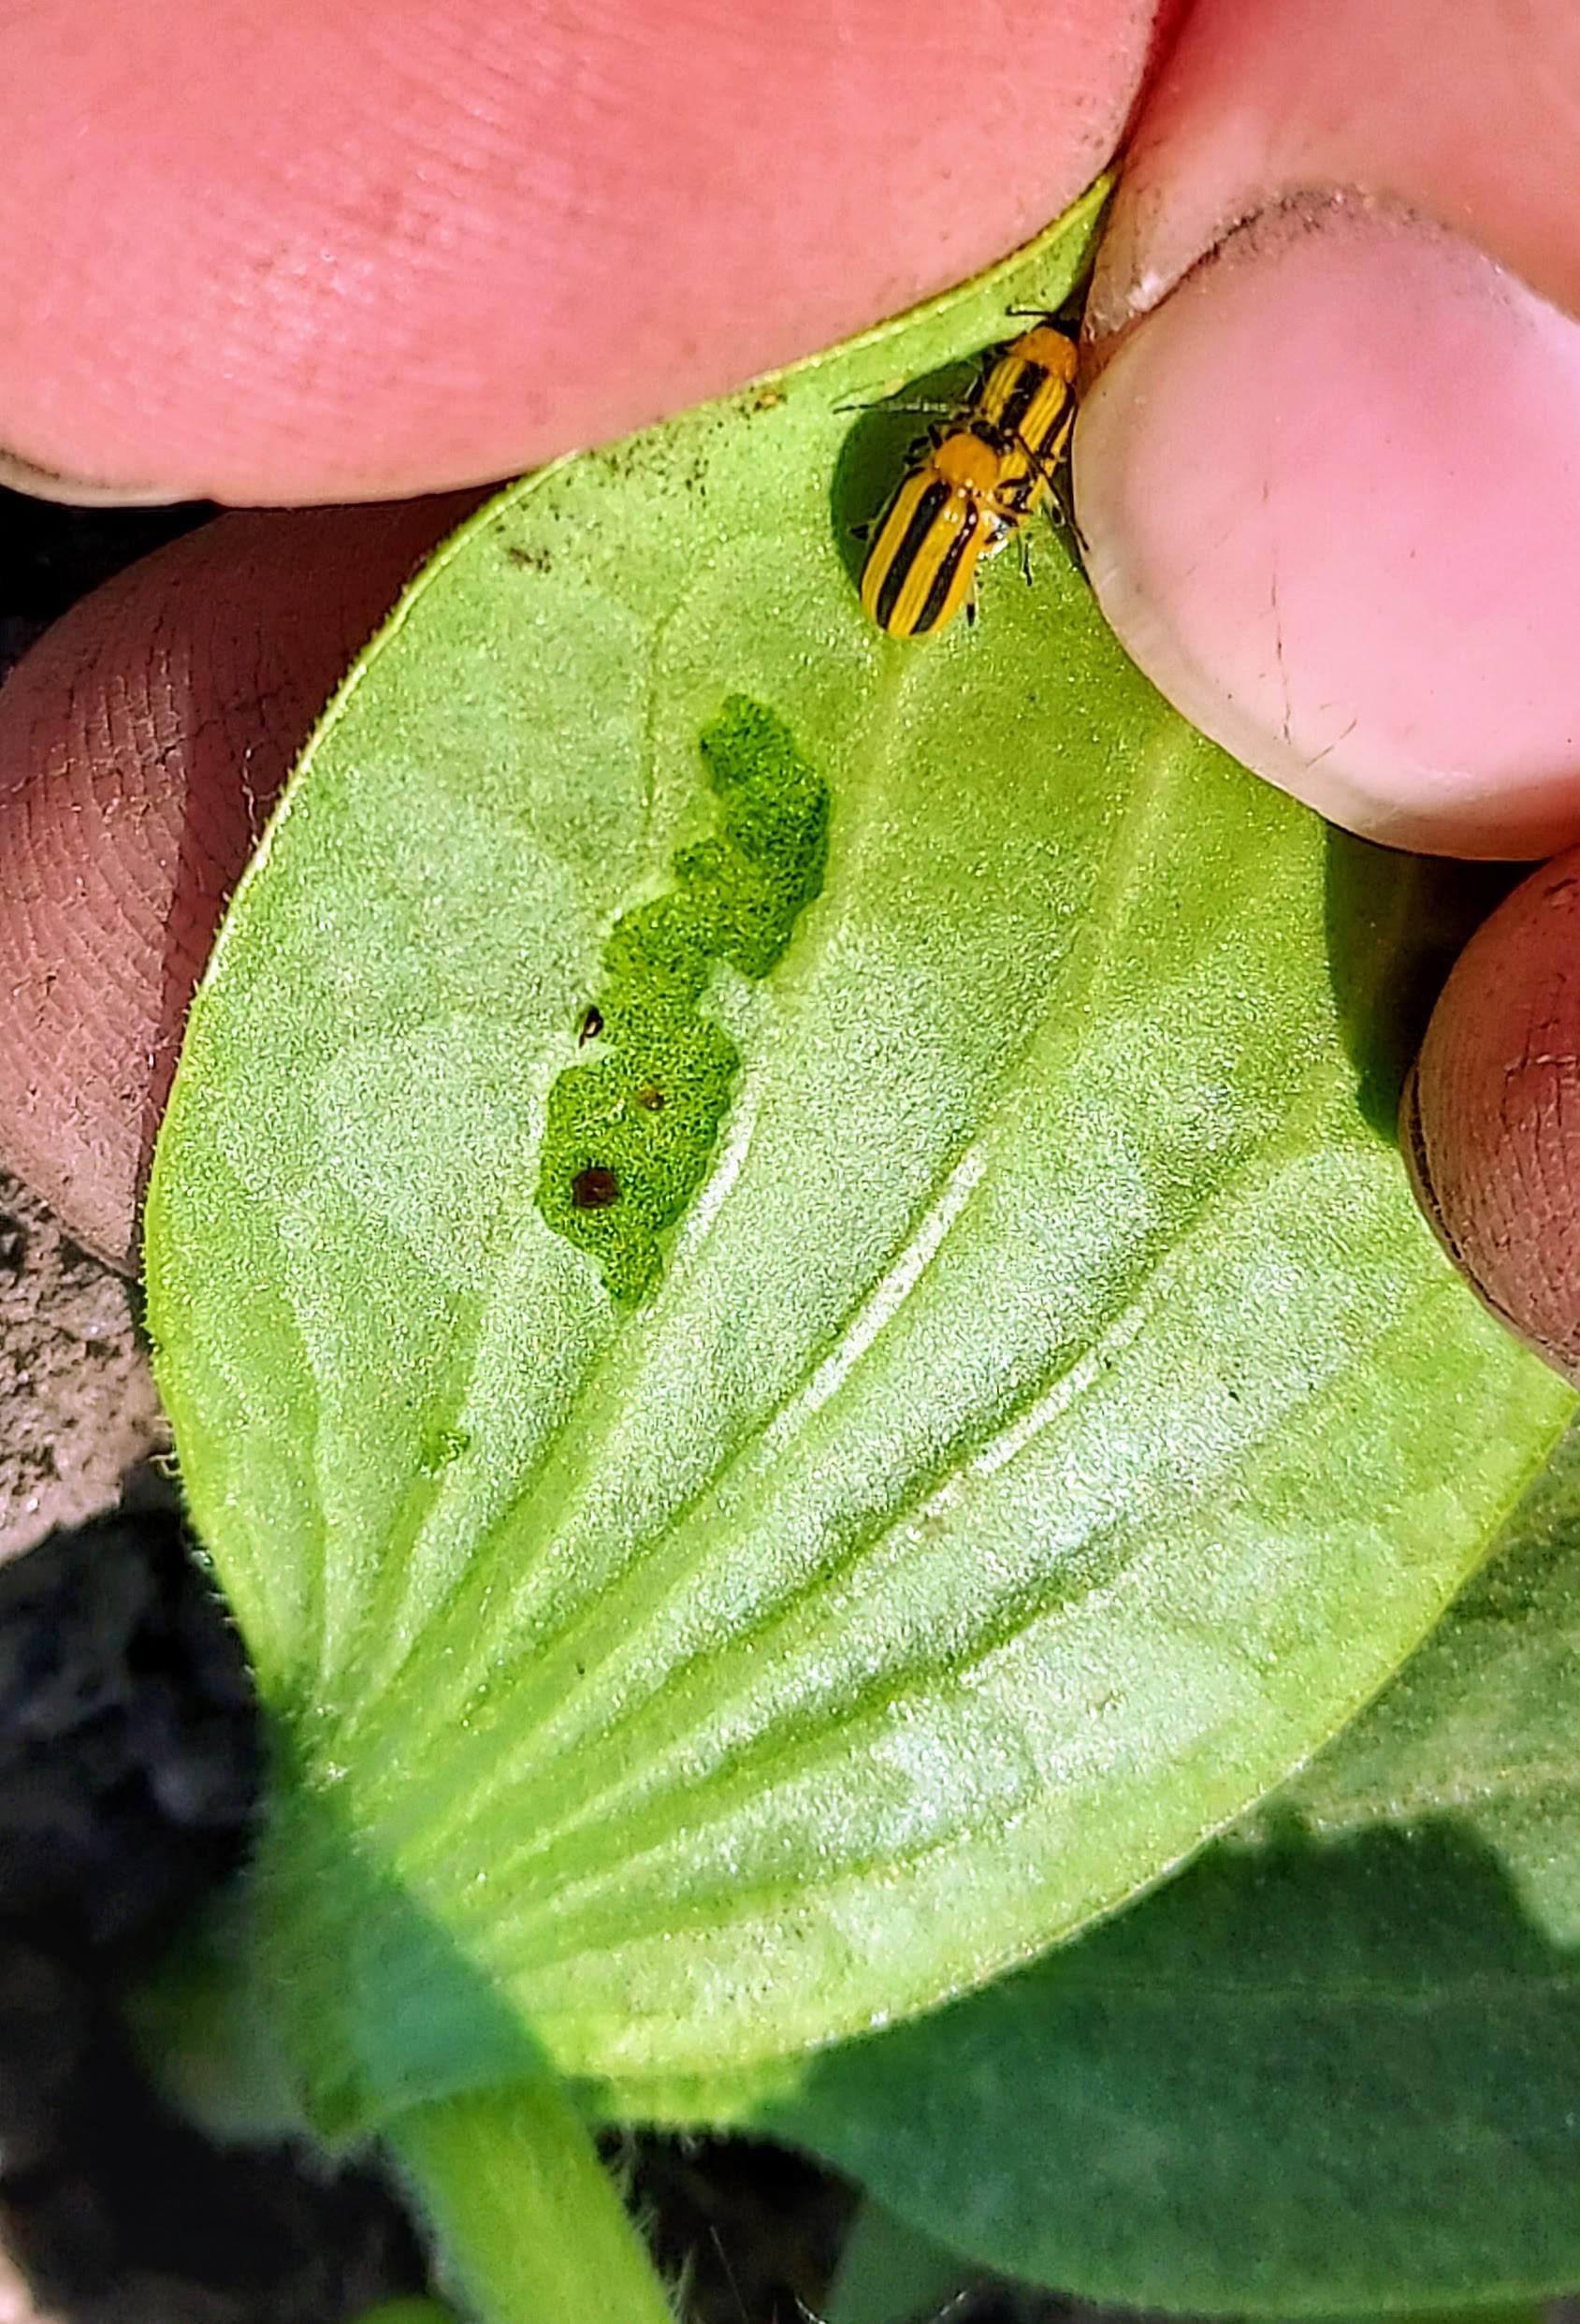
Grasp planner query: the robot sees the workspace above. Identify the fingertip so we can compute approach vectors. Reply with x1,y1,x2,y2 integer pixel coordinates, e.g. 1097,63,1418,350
1075,201,1580,857
0,493,482,1269
1407,852,1580,1382
0,0,1150,507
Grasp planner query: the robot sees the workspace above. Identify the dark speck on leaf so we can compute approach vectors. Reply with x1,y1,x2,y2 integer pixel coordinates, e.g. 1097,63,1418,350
637,1087,665,1111
572,1165,621,1210
578,1005,603,1043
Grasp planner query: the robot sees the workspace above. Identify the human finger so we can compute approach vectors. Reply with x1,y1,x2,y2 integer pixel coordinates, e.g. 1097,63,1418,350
0,0,1152,508
1403,851,1580,1380
1075,0,1580,860
0,495,482,1268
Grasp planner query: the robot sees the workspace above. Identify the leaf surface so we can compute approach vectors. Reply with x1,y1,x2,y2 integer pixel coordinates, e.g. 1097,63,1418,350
759,1426,1580,2314
144,185,1570,2123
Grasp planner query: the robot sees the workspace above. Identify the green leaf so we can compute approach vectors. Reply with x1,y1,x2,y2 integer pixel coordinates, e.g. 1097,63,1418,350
754,1422,1580,2316
1269,1416,1580,1931
824,2200,978,2324
143,179,1570,2134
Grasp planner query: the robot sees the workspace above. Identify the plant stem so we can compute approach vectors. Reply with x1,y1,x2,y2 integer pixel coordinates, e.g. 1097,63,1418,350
386,2076,674,2324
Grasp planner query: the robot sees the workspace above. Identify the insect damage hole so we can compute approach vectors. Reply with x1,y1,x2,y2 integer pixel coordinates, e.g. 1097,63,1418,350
535,695,830,1302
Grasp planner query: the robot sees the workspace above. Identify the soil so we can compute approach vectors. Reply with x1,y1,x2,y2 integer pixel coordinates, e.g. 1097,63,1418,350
0,1471,431,2323
0,1178,167,1567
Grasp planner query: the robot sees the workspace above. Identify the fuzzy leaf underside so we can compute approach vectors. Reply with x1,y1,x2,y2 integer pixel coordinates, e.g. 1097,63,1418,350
144,183,1572,2125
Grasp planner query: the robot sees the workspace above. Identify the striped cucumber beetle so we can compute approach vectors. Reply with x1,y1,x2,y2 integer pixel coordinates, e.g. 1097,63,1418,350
975,321,1080,528
855,316,1079,639
859,428,1022,638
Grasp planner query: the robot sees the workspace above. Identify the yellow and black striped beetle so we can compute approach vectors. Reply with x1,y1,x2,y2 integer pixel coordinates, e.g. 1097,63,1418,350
974,321,1080,530
858,318,1080,640
859,427,1022,638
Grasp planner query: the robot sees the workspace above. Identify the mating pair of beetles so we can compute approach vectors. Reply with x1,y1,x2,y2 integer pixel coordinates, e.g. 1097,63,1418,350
858,317,1080,639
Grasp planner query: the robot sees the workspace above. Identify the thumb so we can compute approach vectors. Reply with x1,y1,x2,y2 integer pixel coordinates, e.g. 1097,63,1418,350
1075,0,1580,861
